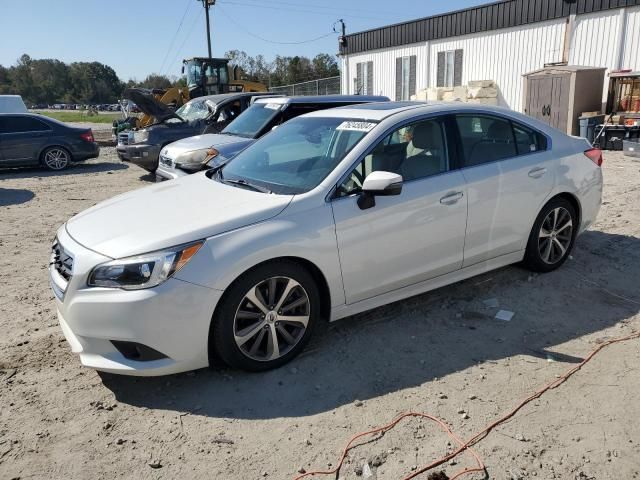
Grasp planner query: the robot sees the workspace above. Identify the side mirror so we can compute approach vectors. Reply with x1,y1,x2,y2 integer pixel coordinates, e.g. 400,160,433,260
357,171,403,210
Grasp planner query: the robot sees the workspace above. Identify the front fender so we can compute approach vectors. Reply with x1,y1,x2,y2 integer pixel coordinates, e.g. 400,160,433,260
174,202,346,308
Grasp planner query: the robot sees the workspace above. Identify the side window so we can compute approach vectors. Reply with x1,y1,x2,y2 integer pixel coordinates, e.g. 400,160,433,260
512,122,547,154
3,116,50,133
338,118,449,196
455,115,516,167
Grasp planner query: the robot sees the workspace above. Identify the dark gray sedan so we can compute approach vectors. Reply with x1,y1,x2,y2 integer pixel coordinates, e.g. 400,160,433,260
0,113,99,170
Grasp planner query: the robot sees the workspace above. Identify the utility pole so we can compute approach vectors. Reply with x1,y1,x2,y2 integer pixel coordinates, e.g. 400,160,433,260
199,0,216,58
335,19,348,94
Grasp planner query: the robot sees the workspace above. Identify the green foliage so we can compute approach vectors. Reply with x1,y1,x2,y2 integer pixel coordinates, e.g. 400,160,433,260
0,51,340,105
225,50,339,87
0,55,186,105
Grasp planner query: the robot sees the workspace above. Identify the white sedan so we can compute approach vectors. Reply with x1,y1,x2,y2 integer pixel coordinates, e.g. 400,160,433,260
50,102,602,375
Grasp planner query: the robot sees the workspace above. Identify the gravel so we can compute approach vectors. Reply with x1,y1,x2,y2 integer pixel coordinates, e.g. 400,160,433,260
1,149,639,479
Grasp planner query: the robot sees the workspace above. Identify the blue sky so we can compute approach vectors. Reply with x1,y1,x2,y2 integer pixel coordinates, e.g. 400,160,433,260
0,0,488,81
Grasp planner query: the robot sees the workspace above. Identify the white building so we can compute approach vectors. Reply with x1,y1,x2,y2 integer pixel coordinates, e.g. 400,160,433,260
339,0,640,111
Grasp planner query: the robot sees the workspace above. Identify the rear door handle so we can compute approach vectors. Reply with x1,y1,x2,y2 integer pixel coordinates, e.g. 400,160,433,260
440,191,464,205
528,167,547,179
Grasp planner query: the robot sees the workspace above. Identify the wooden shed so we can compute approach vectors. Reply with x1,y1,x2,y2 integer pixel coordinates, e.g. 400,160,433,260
523,65,606,136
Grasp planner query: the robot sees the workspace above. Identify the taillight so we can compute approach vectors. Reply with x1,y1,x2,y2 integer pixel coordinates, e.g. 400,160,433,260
584,148,602,167
80,130,94,142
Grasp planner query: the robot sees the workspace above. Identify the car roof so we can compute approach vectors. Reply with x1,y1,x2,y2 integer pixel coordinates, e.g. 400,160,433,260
193,92,273,106
253,95,389,105
303,101,521,121
0,112,48,118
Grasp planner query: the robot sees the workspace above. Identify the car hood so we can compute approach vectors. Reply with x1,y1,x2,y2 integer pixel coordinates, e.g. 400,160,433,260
123,88,177,122
162,133,248,158
65,173,293,258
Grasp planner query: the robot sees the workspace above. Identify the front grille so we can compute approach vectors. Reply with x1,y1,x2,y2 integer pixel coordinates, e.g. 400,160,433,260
51,239,73,282
118,132,129,146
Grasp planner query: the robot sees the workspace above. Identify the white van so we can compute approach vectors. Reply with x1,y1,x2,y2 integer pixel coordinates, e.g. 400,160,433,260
0,95,28,113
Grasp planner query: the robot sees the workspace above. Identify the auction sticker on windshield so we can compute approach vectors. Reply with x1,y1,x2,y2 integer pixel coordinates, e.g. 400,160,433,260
336,121,377,132
264,103,282,110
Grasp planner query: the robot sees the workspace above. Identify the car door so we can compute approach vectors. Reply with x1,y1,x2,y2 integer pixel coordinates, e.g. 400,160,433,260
454,114,555,266
0,115,52,164
331,116,468,304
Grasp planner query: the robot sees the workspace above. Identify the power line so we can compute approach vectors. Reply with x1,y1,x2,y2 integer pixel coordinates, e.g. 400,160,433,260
216,0,389,21
217,6,337,45
159,1,192,74
165,9,204,77
220,0,395,17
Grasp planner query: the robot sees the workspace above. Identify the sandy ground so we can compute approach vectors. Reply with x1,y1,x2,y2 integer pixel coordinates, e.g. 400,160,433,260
0,149,639,480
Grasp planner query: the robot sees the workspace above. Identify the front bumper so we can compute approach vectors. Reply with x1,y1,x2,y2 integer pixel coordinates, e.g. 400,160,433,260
51,226,222,376
155,159,191,182
116,143,161,171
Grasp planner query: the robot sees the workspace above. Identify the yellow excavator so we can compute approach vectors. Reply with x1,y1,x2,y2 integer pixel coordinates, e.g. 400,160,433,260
182,57,266,97
113,57,267,135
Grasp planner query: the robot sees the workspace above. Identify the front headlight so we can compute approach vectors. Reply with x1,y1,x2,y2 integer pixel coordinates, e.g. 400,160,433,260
132,130,149,144
175,148,218,171
87,241,203,290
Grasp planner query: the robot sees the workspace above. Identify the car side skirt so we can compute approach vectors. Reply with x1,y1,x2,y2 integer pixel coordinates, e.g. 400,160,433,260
329,250,524,322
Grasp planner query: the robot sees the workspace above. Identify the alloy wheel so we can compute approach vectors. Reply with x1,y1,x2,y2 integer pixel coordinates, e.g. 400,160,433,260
233,276,310,362
44,148,70,170
538,207,573,264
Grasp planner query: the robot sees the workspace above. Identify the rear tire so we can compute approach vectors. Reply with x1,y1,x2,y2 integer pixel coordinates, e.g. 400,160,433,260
210,260,320,372
41,147,71,171
523,197,577,273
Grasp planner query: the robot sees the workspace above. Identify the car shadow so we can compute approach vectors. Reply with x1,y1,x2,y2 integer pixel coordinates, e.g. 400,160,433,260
0,188,35,206
0,161,128,180
138,172,157,183
100,230,640,420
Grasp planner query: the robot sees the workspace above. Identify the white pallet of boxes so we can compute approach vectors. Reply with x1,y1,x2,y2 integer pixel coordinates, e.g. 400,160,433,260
412,80,498,106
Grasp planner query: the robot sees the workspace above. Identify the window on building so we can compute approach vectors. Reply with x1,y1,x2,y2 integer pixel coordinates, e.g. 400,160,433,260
355,61,373,95
437,49,463,88
395,55,417,101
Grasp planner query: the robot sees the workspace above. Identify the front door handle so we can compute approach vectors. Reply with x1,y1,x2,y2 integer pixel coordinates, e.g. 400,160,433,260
528,167,547,179
440,191,464,205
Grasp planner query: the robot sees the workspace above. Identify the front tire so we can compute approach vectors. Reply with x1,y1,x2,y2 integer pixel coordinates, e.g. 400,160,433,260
210,260,320,371
41,147,71,171
523,197,577,273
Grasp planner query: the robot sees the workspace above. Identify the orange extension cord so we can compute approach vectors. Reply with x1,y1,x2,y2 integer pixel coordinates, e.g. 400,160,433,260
293,331,640,480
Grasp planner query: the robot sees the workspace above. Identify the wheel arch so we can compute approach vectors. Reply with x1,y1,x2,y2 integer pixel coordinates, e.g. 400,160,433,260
207,255,332,368
39,143,74,164
211,256,332,325
547,191,582,229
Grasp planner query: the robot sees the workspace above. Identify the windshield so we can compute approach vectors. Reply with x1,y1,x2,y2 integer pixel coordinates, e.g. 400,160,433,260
219,116,375,194
173,100,211,122
222,102,281,138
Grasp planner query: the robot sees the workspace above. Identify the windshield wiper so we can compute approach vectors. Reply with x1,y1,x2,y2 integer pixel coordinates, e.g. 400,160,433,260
215,170,270,193
223,178,271,194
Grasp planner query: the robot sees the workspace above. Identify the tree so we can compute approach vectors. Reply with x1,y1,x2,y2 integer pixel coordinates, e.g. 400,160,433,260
139,73,173,90
225,50,340,87
312,53,339,79
0,51,341,105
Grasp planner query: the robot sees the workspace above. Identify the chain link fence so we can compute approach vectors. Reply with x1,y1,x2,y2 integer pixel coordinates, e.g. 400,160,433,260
269,76,341,96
